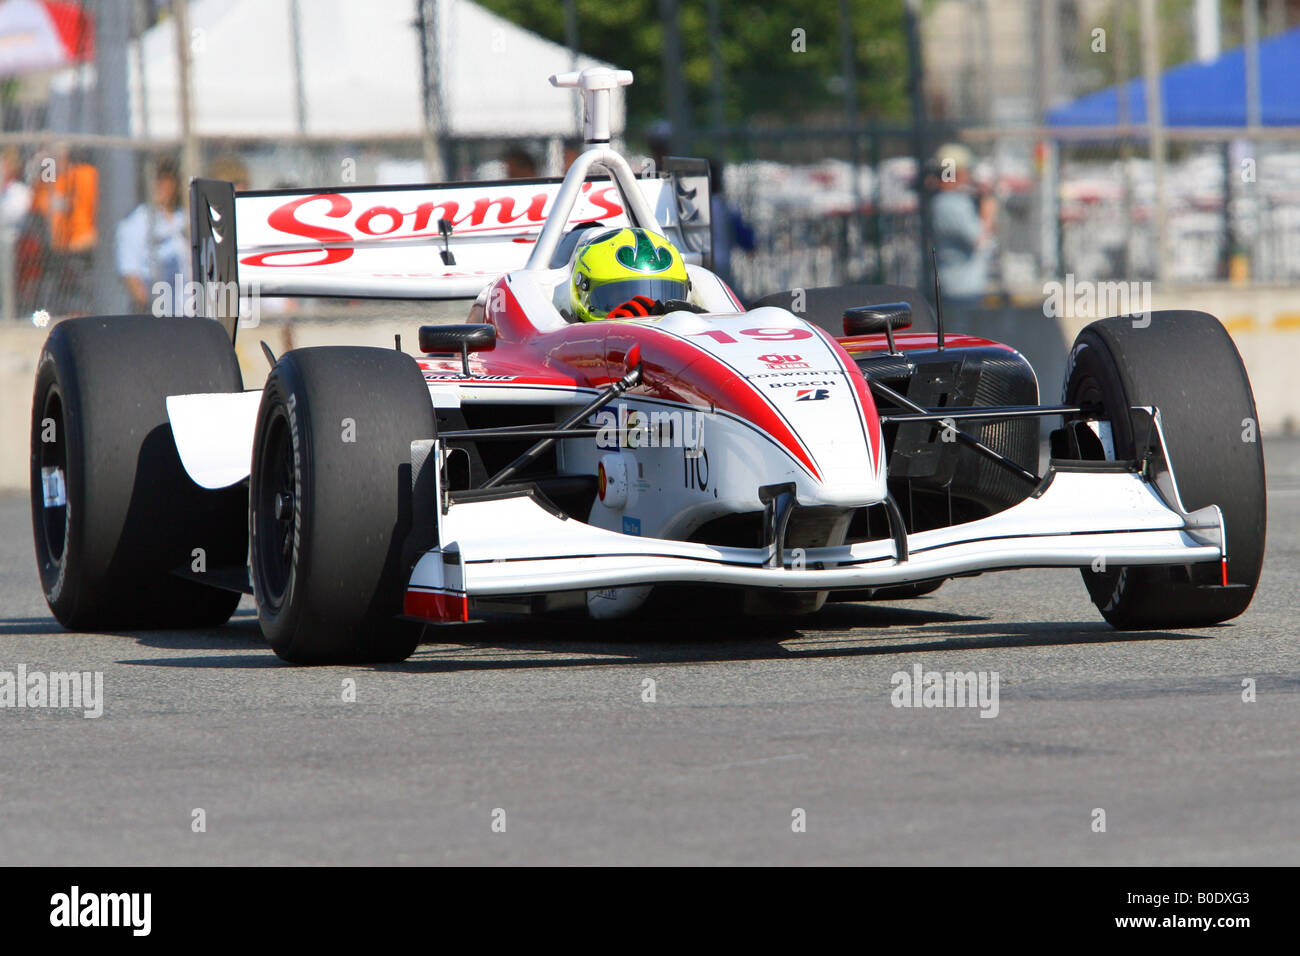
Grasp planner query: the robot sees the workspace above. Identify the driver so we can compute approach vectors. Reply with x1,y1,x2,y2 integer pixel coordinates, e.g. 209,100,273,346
570,227,692,321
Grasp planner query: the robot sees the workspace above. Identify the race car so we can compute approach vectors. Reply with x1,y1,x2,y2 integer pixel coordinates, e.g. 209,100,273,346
30,68,1265,663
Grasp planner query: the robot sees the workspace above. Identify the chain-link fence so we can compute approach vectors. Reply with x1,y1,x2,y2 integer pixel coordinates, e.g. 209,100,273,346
707,0,1300,303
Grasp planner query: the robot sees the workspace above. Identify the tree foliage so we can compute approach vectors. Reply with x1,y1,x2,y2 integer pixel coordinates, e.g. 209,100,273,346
476,0,912,138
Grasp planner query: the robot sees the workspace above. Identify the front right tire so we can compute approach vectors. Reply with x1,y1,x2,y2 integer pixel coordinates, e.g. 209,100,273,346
1064,310,1265,629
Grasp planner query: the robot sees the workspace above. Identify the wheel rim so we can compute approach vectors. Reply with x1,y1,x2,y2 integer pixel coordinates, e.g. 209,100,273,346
36,387,68,571
253,405,297,611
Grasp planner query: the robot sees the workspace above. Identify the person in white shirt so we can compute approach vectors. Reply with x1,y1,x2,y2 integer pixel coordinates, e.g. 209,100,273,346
0,147,31,242
116,158,188,315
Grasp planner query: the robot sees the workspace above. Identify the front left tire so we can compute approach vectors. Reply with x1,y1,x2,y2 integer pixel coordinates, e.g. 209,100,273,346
249,346,435,664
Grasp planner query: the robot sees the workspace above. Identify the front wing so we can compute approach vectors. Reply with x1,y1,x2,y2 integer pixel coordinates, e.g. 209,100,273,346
403,460,1225,624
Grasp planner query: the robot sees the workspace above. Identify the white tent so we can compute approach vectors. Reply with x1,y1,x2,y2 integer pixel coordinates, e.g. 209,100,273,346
124,0,619,139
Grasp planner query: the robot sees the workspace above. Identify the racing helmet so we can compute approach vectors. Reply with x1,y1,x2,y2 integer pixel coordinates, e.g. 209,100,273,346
570,227,690,322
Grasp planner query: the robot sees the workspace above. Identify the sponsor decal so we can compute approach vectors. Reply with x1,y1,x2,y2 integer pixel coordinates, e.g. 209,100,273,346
422,372,516,382
795,388,831,401
749,368,838,379
622,516,641,536
683,447,710,491
756,353,809,370
244,182,626,268
765,380,838,388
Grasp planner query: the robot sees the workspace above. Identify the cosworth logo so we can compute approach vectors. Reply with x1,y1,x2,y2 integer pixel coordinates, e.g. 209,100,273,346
750,368,837,379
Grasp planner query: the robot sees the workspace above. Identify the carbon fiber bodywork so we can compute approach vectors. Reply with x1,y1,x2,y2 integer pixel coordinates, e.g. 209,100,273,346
858,345,1040,530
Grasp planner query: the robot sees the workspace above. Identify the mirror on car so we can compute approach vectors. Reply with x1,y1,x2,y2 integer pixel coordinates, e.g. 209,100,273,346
418,323,497,376
418,323,497,354
842,302,913,337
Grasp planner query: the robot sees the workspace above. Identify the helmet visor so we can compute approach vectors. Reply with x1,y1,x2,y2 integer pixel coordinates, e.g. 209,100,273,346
588,279,690,317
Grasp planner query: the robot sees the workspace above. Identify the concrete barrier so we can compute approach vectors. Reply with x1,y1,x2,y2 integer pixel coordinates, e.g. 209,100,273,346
2,287,1295,491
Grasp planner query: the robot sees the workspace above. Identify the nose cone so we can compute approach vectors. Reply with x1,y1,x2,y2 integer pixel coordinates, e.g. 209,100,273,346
655,307,887,506
749,350,885,506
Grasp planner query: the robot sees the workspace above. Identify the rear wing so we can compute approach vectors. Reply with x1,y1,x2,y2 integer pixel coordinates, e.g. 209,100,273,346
189,169,711,341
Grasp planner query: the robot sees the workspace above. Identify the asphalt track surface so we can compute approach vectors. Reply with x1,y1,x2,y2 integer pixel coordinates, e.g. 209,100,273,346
1,439,1297,866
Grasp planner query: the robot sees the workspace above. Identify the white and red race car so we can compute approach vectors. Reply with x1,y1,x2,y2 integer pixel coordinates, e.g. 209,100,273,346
30,69,1265,663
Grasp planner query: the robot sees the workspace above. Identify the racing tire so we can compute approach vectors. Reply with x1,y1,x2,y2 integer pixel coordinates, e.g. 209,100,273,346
1064,311,1265,629
249,346,434,664
30,315,246,630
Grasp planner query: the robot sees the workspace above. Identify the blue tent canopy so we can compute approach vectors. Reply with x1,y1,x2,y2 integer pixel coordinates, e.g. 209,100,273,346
1047,25,1300,127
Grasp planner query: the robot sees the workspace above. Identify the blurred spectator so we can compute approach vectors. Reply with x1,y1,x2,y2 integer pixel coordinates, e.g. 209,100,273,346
10,150,45,315
1,147,32,320
502,146,537,179
116,158,187,315
562,138,582,171
0,147,31,240
206,154,250,191
928,143,995,303
708,158,755,290
30,144,97,316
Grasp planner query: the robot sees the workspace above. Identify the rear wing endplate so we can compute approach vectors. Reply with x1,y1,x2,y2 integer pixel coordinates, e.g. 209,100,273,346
190,177,240,343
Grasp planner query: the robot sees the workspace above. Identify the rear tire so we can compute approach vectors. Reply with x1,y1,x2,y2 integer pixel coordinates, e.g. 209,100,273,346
1064,311,1265,629
30,316,245,630
249,347,434,664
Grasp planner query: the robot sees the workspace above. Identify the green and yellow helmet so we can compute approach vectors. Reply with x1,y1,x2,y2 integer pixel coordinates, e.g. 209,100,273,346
570,227,690,322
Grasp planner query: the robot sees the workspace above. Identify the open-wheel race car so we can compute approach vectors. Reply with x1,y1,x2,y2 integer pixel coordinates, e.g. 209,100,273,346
30,68,1265,663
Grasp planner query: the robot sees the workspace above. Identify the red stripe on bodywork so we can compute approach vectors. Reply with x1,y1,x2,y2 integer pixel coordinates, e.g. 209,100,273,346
404,588,469,623
485,276,540,343
468,286,824,479
603,326,823,481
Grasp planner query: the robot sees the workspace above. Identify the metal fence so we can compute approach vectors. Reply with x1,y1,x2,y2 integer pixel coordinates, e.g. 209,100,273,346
715,0,1300,302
